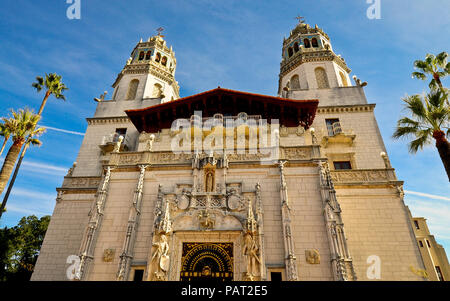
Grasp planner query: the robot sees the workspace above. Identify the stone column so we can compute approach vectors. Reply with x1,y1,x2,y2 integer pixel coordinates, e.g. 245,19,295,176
255,182,267,280
317,161,356,281
278,161,298,281
75,166,112,280
116,164,148,280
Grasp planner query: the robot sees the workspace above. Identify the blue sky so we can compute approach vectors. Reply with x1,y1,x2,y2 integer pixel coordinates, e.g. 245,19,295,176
0,0,449,255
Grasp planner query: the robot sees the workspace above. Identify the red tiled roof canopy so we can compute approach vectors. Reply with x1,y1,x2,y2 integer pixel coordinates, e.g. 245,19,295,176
125,88,318,133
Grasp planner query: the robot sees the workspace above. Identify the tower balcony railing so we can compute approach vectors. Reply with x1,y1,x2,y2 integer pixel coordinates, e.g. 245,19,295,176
99,133,131,153
320,122,356,147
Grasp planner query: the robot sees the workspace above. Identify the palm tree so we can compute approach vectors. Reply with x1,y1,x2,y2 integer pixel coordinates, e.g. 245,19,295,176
412,52,449,95
0,74,68,215
0,109,45,205
393,90,450,181
0,122,12,157
32,73,68,115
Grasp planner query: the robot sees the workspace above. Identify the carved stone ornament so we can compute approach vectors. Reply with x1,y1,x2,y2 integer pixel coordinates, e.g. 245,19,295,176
305,249,320,264
103,248,115,262
176,189,191,210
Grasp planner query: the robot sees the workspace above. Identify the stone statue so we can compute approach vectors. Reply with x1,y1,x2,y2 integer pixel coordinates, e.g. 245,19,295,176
126,57,132,65
146,134,155,152
113,135,124,152
243,232,261,280
149,234,170,280
205,172,214,192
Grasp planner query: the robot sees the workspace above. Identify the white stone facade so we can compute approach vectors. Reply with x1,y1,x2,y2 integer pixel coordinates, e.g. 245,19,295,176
32,27,427,281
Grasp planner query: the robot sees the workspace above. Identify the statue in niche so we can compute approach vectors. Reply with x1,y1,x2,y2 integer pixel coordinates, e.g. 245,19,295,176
205,171,215,192
149,233,170,280
243,232,261,280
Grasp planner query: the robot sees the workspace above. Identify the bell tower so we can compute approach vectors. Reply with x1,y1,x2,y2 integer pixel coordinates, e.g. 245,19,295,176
278,18,352,96
111,33,180,104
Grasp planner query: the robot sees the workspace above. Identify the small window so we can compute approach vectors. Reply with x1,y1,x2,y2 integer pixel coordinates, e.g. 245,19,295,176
155,52,161,63
426,240,431,248
419,240,424,247
114,128,127,142
161,56,167,66
294,42,299,52
334,161,351,170
288,47,293,57
303,38,311,48
312,38,318,47
435,266,444,281
138,51,145,61
145,51,151,60
133,269,144,281
271,272,282,282
414,220,420,230
325,119,341,136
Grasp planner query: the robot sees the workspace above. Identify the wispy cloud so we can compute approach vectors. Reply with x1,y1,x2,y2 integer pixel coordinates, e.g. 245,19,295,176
41,125,85,136
405,190,450,202
21,160,68,176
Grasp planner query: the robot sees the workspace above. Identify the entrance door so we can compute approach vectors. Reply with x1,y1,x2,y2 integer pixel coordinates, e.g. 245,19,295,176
180,242,233,281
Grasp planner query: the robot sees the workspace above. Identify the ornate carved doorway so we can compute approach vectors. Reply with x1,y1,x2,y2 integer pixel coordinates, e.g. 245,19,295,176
180,242,233,281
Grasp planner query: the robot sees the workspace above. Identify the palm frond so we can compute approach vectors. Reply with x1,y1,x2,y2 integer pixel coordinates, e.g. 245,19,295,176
408,129,433,153
412,72,426,80
436,51,448,69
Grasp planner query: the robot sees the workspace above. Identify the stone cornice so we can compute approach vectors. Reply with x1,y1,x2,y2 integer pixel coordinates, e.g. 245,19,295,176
86,116,130,125
316,104,375,114
280,50,351,77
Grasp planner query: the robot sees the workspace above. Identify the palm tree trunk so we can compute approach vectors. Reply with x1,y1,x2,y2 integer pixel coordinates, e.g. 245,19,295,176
433,130,450,181
0,142,30,218
37,91,51,116
0,140,24,202
0,137,8,157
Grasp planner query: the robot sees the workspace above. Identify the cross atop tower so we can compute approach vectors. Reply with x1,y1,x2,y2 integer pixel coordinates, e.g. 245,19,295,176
295,15,305,24
156,27,165,37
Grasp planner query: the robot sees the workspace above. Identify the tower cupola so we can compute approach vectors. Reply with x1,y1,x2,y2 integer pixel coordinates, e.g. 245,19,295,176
111,33,180,103
278,19,352,96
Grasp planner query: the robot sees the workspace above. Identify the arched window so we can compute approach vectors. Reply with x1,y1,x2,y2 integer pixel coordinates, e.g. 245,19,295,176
161,56,167,66
288,47,293,57
312,38,318,47
294,42,299,52
290,74,300,89
152,83,163,98
339,72,348,87
145,51,151,60
126,79,139,100
315,67,329,89
155,52,161,63
303,39,311,48
138,51,145,60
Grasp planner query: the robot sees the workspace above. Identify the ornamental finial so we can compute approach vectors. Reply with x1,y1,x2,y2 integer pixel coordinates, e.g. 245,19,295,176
156,27,165,37
295,15,305,24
